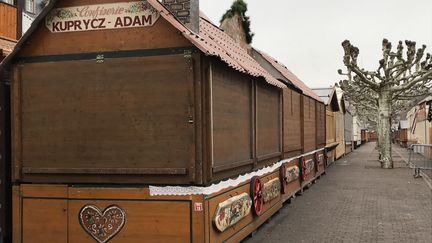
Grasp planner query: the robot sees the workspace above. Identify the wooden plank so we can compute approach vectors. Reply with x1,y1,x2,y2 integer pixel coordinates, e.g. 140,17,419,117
257,152,282,162
193,52,203,184
21,184,68,198
335,111,345,159
204,200,211,242
315,101,318,149
191,195,206,243
212,159,253,173
252,79,257,169
21,167,188,175
12,186,21,243
204,58,213,183
11,65,21,181
281,88,285,157
316,102,326,147
300,95,305,153
303,96,316,152
326,108,336,144
256,82,281,157
185,51,196,184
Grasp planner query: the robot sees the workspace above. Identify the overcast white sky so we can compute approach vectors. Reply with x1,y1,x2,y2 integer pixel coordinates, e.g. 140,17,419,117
200,0,432,88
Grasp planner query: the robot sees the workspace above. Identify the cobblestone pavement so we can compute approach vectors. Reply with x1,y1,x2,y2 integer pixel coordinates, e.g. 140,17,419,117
242,142,432,243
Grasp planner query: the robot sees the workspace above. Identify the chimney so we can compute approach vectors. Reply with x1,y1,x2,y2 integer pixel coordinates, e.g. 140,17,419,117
220,13,251,53
162,0,199,33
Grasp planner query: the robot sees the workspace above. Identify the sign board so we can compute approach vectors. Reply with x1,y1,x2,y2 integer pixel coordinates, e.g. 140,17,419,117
45,1,160,33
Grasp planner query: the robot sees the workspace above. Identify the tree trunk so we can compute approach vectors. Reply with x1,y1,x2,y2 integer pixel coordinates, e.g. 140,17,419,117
378,89,393,168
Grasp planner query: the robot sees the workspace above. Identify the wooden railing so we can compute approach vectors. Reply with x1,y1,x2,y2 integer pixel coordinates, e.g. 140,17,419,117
0,2,17,40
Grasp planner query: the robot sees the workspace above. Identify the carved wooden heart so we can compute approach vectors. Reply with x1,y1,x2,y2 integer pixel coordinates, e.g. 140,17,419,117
79,205,126,243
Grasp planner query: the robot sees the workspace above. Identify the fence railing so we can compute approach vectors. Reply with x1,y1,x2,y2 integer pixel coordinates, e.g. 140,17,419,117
408,144,432,178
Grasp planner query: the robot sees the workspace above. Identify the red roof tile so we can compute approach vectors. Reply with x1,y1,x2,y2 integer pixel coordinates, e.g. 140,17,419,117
148,0,286,89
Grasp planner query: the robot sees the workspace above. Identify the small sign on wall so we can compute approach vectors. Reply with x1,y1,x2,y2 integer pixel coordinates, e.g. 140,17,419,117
194,202,203,212
45,1,160,33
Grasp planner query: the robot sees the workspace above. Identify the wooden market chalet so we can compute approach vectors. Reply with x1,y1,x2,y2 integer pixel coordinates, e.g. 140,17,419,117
0,0,344,242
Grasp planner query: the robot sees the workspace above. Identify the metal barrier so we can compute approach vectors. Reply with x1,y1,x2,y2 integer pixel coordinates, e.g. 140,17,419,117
408,144,432,178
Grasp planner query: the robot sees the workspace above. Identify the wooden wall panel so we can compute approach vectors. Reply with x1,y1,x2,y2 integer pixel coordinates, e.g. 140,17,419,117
283,89,302,153
17,55,195,184
326,108,335,144
19,0,191,57
0,3,17,40
303,96,316,152
335,111,345,159
22,199,68,243
208,171,282,242
212,61,252,170
68,201,191,243
256,82,280,158
316,102,326,147
17,185,197,243
344,113,353,143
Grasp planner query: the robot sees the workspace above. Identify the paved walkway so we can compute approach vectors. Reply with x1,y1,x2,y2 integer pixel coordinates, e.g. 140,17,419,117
243,142,432,243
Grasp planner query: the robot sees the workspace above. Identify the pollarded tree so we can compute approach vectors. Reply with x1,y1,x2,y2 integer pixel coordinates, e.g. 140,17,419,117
338,39,432,168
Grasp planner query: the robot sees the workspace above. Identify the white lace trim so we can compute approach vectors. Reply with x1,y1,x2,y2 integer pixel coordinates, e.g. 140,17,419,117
149,148,325,196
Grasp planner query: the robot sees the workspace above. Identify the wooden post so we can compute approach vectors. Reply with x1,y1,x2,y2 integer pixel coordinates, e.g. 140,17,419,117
16,0,23,39
11,66,21,182
12,186,21,243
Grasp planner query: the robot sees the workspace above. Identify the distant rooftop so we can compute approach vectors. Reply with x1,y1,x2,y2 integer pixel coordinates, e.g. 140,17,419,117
312,87,333,105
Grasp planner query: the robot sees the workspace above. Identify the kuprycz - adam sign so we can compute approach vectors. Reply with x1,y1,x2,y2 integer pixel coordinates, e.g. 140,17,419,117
45,1,160,33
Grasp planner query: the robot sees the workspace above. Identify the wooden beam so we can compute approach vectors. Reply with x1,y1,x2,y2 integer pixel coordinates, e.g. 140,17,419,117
21,167,188,175
11,65,21,182
212,159,253,173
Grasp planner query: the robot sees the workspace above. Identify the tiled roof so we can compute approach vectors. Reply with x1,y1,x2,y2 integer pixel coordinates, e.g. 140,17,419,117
148,0,286,89
256,50,323,102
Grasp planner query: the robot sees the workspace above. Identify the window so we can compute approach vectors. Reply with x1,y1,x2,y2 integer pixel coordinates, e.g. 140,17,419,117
25,0,34,13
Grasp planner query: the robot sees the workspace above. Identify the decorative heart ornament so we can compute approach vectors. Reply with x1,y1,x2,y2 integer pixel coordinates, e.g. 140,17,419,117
79,205,126,243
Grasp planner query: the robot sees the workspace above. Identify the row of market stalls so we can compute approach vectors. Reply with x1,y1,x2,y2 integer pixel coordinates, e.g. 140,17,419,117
393,96,432,159
0,0,329,242
312,86,369,164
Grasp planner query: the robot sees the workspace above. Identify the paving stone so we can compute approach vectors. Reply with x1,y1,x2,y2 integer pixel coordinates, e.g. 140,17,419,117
242,143,432,243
